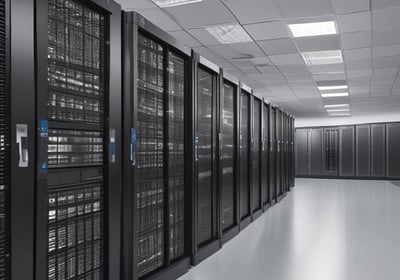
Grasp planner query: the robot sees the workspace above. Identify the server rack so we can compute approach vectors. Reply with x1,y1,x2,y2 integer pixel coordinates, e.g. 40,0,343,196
386,123,400,178
191,53,220,265
371,124,386,177
295,129,308,176
276,109,284,202
122,12,192,279
251,95,263,220
356,124,371,177
218,71,240,245
34,1,122,280
283,113,289,193
323,127,339,176
239,84,252,229
339,126,355,177
0,0,10,277
269,107,277,203
309,128,323,176
262,101,270,210
290,117,295,188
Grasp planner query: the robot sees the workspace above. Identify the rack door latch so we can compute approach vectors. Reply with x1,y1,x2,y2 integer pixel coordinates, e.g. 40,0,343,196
16,124,28,167
131,128,137,166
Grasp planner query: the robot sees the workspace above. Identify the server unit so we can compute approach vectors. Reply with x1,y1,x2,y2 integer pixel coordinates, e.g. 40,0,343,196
269,107,277,203
252,95,263,220
371,124,386,177
262,101,270,210
219,71,240,245
191,54,220,265
356,125,371,177
0,0,10,277
309,128,323,176
386,123,400,178
239,84,252,229
339,126,355,177
323,127,339,176
122,12,192,279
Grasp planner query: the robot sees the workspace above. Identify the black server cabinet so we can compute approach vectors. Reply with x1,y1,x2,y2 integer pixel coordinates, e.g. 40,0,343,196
239,84,252,229
35,1,122,280
386,123,400,178
252,96,263,220
339,126,355,177
356,125,371,177
371,124,386,177
191,54,220,265
323,128,339,176
295,129,308,176
262,101,270,209
122,13,192,279
309,128,323,176
219,71,240,245
283,113,290,193
290,117,295,187
0,0,10,277
276,109,283,200
269,107,277,203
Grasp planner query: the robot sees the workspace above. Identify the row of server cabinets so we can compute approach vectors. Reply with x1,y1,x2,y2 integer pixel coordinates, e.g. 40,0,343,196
1,1,295,279
296,123,400,179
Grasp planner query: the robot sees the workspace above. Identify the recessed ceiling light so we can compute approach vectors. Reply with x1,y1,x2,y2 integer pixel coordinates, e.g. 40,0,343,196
302,50,343,65
206,24,253,44
326,108,350,112
151,0,202,7
288,21,337,38
324,104,349,108
321,92,349,98
318,85,348,91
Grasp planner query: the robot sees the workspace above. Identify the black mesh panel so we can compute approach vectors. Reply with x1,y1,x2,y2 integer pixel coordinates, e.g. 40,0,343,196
262,105,269,204
252,99,261,211
240,91,250,219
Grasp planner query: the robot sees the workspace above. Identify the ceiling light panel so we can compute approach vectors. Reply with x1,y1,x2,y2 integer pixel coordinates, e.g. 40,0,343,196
318,85,348,91
288,21,337,37
324,104,349,108
151,0,202,7
206,24,253,44
329,112,351,116
321,92,349,97
302,50,343,65
326,108,350,112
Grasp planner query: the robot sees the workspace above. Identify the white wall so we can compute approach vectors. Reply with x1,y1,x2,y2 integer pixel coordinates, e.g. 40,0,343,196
295,112,400,128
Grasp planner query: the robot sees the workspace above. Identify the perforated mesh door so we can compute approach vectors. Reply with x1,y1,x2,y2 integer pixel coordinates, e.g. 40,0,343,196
252,99,261,212
221,83,235,231
47,1,106,278
276,111,282,195
269,109,276,201
0,0,10,278
137,34,165,276
239,91,250,219
325,129,338,174
197,68,214,245
168,51,185,261
262,105,269,204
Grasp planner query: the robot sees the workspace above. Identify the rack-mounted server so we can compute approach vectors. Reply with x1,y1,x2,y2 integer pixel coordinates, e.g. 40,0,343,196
122,12,192,280
262,101,270,210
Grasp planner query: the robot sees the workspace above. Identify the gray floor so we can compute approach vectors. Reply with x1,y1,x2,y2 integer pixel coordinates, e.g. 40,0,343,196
178,179,400,280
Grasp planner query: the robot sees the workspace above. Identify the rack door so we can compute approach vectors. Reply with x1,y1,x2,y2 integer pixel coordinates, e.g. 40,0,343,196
276,111,283,196
386,123,400,178
324,128,339,176
356,124,371,177
309,128,323,176
295,129,308,175
269,108,277,201
239,90,251,221
339,126,355,177
252,98,262,214
220,81,237,232
262,104,269,206
371,124,385,177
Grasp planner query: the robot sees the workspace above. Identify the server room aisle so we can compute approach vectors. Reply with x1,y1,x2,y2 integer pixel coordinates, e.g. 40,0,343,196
179,179,400,280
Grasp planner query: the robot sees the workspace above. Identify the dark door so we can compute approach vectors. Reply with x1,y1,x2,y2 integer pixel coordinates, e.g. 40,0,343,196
309,128,323,176
295,129,308,176
262,104,269,205
252,98,262,213
269,108,276,201
220,81,237,232
239,90,251,220
386,123,400,178
371,124,386,177
324,128,339,176
276,110,282,196
356,124,371,177
339,126,355,176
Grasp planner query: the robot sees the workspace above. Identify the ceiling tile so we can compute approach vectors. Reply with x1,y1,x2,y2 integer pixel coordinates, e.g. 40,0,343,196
373,29,400,46
372,6,400,30
244,21,290,41
186,28,222,45
341,31,372,49
294,35,341,52
239,66,262,74
331,0,370,14
308,63,345,74
337,11,371,33
256,66,281,74
345,59,371,70
277,0,333,18
269,53,304,65
372,0,400,10
278,64,309,74
347,68,373,78
136,8,181,31
207,42,264,59
119,0,156,9
192,46,221,61
257,38,297,56
343,48,371,61
313,73,347,81
222,0,281,24
372,44,400,58
372,56,400,68
169,30,202,47
165,1,235,29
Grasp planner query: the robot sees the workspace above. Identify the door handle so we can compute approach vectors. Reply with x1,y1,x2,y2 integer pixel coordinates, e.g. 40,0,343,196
17,124,28,167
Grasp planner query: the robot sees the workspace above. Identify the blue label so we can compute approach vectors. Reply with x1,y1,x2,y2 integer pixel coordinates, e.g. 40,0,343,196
109,142,116,163
195,132,199,144
41,162,48,174
131,128,137,145
194,132,199,161
40,120,48,138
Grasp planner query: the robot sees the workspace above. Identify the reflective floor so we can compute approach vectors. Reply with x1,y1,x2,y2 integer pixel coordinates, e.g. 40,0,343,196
178,179,400,280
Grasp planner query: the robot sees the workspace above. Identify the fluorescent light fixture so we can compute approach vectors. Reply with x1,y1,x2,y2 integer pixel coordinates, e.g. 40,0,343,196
326,108,350,112
318,85,348,91
206,24,253,44
324,104,349,108
288,21,337,37
321,92,349,98
302,50,343,65
151,0,202,7
329,113,351,116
